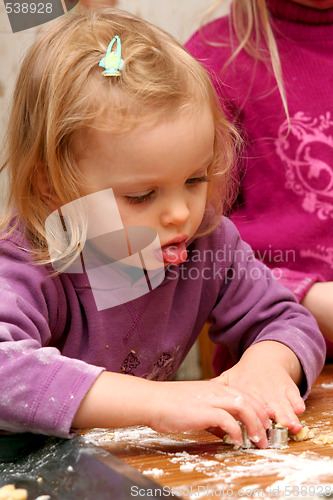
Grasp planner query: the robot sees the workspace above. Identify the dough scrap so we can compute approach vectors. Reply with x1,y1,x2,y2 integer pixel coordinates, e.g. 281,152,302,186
313,433,333,445
274,422,286,429
290,425,333,445
291,426,315,441
0,485,28,500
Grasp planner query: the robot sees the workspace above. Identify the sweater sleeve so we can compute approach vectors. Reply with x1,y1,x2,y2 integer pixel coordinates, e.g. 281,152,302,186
271,267,324,302
209,219,326,398
0,238,104,438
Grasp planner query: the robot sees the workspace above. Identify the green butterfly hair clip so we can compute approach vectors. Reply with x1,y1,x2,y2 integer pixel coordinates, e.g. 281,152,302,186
99,35,125,77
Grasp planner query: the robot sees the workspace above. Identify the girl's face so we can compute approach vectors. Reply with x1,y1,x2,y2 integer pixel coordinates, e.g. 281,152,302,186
290,0,333,8
73,106,215,266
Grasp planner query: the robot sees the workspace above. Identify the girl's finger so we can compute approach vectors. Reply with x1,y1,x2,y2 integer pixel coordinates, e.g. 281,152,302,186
216,398,269,448
287,387,306,416
210,410,243,446
263,394,303,434
215,384,272,430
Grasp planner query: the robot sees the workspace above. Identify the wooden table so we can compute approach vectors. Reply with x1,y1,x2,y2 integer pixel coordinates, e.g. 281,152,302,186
81,365,333,499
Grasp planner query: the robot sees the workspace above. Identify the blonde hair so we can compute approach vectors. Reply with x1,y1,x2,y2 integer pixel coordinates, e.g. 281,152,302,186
204,0,288,118
0,8,239,269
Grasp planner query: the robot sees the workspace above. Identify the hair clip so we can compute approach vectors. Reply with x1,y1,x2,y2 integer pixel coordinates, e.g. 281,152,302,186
99,36,125,77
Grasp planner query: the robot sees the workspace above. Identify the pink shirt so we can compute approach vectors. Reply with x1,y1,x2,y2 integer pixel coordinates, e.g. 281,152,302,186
186,0,333,360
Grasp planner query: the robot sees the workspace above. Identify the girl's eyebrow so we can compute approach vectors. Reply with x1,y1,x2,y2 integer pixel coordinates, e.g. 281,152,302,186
114,152,214,191
189,154,214,176
189,164,212,177
114,178,158,190
117,169,210,192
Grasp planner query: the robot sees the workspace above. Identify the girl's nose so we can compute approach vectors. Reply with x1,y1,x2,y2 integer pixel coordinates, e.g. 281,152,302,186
160,196,190,227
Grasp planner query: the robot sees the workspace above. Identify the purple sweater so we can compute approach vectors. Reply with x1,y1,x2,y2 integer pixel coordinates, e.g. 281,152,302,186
186,0,333,303
0,218,325,437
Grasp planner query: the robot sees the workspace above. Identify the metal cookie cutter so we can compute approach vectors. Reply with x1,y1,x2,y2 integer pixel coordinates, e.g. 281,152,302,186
238,422,289,449
267,422,289,449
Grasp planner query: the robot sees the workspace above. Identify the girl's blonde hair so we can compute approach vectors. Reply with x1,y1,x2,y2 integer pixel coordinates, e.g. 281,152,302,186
204,0,288,118
0,8,239,268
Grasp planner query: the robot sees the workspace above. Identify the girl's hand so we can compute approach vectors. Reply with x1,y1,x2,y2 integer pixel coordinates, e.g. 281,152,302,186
147,379,270,448
73,372,270,448
301,282,333,343
216,341,305,435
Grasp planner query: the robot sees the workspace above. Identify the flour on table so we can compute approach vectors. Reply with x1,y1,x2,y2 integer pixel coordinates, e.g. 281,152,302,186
82,426,196,447
142,468,165,478
321,382,333,389
82,424,333,496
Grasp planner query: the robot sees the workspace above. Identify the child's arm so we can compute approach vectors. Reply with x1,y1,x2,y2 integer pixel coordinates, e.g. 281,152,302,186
209,219,325,435
301,282,333,343
264,268,332,343
216,341,305,434
72,371,270,448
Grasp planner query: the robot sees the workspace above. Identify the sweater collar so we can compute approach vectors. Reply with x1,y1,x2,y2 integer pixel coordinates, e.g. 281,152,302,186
266,0,333,25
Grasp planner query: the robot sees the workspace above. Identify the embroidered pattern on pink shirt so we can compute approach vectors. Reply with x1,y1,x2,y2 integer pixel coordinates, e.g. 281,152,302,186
301,245,333,270
275,111,333,220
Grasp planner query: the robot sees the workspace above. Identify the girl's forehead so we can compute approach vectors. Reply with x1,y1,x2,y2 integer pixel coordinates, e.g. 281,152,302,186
75,106,215,198
74,98,213,143
74,106,215,172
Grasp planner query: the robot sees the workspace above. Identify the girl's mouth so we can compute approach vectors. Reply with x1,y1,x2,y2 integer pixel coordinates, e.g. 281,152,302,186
161,240,188,265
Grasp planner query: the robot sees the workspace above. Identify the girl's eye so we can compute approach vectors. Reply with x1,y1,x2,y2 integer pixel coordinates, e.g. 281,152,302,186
186,175,209,186
126,191,154,204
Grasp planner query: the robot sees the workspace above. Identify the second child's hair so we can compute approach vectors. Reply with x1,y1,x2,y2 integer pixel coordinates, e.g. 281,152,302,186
204,0,287,118
0,8,239,267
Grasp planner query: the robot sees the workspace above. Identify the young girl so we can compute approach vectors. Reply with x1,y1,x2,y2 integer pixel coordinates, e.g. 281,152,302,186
186,0,333,370
0,8,325,446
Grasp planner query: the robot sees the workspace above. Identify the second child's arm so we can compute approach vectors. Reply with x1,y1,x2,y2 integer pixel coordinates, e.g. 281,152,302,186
301,282,333,343
72,371,270,448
